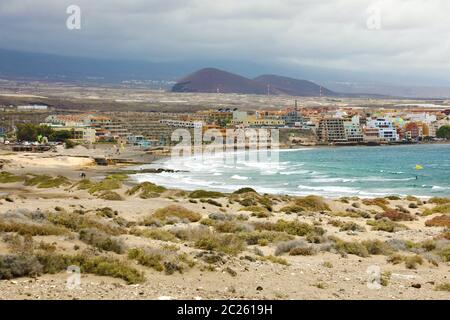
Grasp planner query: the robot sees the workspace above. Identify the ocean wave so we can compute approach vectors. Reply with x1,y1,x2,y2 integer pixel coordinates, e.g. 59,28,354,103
297,184,360,194
231,175,249,180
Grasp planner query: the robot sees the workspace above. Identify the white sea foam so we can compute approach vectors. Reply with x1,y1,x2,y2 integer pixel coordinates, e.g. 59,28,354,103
231,175,249,180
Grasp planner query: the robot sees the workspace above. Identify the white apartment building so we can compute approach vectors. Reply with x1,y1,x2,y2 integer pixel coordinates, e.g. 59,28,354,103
159,119,203,128
366,118,399,142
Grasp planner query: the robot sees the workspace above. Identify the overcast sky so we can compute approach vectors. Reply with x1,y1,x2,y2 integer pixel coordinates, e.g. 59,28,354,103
1,0,450,85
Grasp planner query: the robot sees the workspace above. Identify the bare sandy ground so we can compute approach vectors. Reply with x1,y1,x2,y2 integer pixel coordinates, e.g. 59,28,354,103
0,151,448,300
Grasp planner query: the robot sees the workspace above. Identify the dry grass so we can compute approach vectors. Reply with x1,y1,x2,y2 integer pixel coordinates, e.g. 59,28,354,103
339,222,366,232
76,174,126,194
422,204,450,216
239,230,293,246
131,228,179,243
434,283,450,291
189,190,225,199
0,172,25,183
126,182,166,198
259,255,289,266
0,220,68,236
24,174,70,188
362,198,390,211
387,254,424,269
428,197,450,205
240,206,270,218
151,205,202,223
254,220,325,240
98,191,123,201
283,195,330,212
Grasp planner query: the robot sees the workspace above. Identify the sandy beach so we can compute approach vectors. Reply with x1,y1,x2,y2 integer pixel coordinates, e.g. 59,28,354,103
0,148,449,300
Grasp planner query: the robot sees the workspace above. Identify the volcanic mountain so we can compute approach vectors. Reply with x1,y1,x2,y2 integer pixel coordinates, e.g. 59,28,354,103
171,68,268,94
171,68,334,96
254,74,335,96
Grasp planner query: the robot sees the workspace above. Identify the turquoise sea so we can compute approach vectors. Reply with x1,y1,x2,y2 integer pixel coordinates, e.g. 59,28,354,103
132,144,450,198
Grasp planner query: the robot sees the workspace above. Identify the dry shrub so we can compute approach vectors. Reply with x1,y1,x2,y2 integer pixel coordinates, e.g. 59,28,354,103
131,228,178,243
362,240,393,255
425,215,450,228
152,205,201,223
367,218,408,233
239,230,293,245
194,233,246,255
0,255,43,279
339,222,366,232
428,197,450,205
254,219,325,239
362,198,390,211
387,254,424,269
79,228,126,254
330,237,369,257
291,195,330,212
0,220,68,236
47,211,125,235
376,210,415,222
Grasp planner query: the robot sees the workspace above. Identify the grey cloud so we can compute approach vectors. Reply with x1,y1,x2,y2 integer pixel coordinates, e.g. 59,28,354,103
0,0,450,85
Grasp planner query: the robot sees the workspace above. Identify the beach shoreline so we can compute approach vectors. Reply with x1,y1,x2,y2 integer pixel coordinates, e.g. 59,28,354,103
0,147,449,300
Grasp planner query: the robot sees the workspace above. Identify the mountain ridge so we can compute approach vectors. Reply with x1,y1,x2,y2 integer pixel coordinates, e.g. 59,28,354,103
172,68,334,97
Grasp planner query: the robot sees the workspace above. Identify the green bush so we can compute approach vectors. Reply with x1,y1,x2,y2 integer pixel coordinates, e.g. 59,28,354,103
436,125,450,139
128,248,164,272
189,190,225,199
233,188,257,194
24,175,70,188
0,172,25,183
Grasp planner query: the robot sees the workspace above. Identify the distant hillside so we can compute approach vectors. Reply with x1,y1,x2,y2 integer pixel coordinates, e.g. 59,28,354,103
171,68,269,94
254,74,335,96
171,68,334,96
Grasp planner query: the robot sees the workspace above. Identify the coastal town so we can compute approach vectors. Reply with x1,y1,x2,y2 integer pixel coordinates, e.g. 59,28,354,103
1,101,450,150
